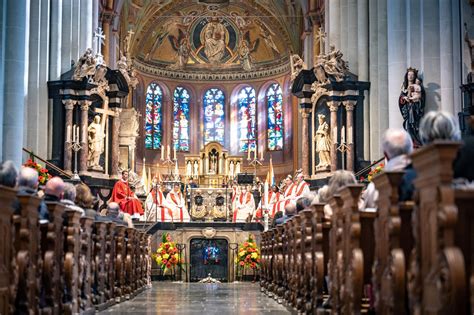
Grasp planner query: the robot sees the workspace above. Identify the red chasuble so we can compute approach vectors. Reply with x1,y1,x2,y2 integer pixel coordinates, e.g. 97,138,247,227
110,180,144,215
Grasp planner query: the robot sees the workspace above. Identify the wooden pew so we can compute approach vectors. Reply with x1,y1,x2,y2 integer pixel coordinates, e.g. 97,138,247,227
63,208,82,314
293,215,304,310
327,195,344,313
0,186,17,314
79,214,94,314
409,141,466,314
310,203,327,308
260,231,268,292
92,220,107,308
124,228,135,299
301,209,316,313
274,225,284,302
104,221,116,306
284,218,295,305
114,224,127,301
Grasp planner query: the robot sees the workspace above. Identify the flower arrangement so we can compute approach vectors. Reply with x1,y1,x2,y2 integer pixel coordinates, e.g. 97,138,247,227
23,159,52,185
366,163,384,182
235,234,260,270
152,233,183,274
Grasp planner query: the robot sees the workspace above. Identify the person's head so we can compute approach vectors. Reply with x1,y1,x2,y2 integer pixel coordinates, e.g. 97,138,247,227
285,175,293,185
121,170,129,181
382,128,413,160
419,111,461,144
317,185,329,203
0,160,18,188
241,185,247,193
63,183,77,202
18,166,38,190
271,185,279,193
284,203,297,215
327,170,356,197
296,196,312,212
45,177,65,199
173,183,180,192
75,183,94,209
189,178,194,183
296,172,305,183
107,202,120,218
415,78,421,85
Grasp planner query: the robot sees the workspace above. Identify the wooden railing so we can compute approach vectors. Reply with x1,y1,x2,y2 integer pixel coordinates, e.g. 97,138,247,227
261,141,474,314
22,147,73,179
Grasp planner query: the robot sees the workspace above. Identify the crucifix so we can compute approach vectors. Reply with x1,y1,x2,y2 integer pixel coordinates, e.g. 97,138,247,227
94,27,106,62
313,26,326,64
93,97,118,175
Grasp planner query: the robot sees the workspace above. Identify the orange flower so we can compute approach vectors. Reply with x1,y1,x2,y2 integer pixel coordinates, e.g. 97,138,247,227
239,261,245,266
166,263,171,269
162,259,167,264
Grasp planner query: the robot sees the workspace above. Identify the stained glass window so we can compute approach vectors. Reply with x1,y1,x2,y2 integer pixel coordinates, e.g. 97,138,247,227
237,86,256,152
203,88,225,145
267,83,284,150
145,83,162,149
173,87,190,151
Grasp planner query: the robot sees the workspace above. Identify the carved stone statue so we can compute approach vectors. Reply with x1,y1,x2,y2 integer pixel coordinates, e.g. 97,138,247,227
313,45,349,86
88,115,105,170
464,23,474,81
193,161,199,177
290,54,306,81
73,48,97,81
314,114,331,170
186,161,193,177
399,68,425,146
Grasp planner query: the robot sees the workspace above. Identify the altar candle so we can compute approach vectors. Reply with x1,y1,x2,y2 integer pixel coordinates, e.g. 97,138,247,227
173,145,177,160
66,125,71,143
77,126,80,142
247,147,251,160
341,126,346,144
73,125,76,143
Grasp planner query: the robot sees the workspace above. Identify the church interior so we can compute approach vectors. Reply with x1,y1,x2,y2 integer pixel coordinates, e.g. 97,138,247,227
1,0,474,313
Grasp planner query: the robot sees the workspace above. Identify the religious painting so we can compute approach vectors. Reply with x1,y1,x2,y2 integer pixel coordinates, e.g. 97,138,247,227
145,83,163,149
266,83,284,151
173,87,190,151
189,238,228,282
237,86,256,152
203,88,225,145
190,16,239,64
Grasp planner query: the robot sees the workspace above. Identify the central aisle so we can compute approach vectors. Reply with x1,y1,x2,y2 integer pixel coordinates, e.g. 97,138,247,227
99,282,291,314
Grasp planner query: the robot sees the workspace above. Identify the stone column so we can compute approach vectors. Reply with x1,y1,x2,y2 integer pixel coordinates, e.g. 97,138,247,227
439,0,455,113
358,0,369,159
63,100,75,172
328,0,340,50
347,0,358,72
328,101,339,172
79,0,92,52
344,101,356,171
61,0,72,73
111,108,122,178
79,100,91,173
300,108,312,177
49,0,62,79
3,0,29,165
71,0,80,62
340,0,348,53
0,1,5,160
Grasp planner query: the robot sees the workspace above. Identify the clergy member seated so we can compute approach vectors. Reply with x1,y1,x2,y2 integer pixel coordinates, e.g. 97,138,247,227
145,180,173,222
273,175,296,214
110,170,144,219
233,185,255,223
254,185,281,221
293,171,310,202
166,183,191,222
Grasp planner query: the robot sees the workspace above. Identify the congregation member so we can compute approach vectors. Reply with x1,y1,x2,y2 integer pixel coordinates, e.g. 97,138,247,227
61,182,84,216
0,160,18,188
166,183,191,222
110,170,144,219
145,180,173,222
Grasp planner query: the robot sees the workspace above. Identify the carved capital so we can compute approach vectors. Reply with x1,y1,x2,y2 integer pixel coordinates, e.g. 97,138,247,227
327,101,339,112
63,99,76,110
79,100,92,111
299,108,312,118
343,101,356,111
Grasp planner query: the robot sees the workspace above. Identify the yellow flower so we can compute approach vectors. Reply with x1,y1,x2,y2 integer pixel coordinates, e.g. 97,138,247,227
156,256,162,265
251,252,258,259
173,253,179,260
239,251,246,257
163,254,170,260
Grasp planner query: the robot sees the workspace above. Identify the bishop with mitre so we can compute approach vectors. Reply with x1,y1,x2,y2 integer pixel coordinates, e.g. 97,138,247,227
110,170,144,219
233,185,255,222
166,183,191,222
145,180,173,222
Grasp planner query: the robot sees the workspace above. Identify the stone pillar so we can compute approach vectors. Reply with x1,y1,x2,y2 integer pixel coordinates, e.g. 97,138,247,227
328,101,339,172
439,0,455,113
111,108,122,178
344,101,356,171
328,0,340,50
61,0,72,73
300,108,312,177
3,0,29,165
79,100,91,173
38,0,50,158
347,0,358,72
377,0,389,146
63,100,75,172
49,0,62,80
92,0,99,32
79,0,92,52
340,0,348,53
358,0,370,159
71,0,80,62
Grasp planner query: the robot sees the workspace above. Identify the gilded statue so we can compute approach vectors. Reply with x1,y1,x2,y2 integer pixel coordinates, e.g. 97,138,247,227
314,114,331,170
88,115,105,170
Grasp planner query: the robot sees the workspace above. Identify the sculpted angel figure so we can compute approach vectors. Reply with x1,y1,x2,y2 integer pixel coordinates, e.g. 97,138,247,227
73,48,97,81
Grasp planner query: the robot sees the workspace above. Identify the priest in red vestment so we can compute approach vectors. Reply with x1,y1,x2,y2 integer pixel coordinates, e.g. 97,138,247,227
110,170,144,218
273,175,296,214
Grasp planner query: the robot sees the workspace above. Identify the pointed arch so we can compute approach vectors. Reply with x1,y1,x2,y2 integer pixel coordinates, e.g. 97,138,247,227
173,86,191,151
203,88,225,145
145,82,163,149
266,83,284,151
236,86,257,152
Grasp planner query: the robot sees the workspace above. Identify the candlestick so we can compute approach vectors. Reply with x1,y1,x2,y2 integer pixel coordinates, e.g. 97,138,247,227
173,145,177,160
71,125,75,143
76,125,80,143
341,126,346,144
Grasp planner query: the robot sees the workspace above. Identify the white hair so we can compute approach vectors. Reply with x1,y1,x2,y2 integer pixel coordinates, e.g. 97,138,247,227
419,111,461,144
18,166,39,189
63,183,77,202
0,160,18,188
382,128,413,159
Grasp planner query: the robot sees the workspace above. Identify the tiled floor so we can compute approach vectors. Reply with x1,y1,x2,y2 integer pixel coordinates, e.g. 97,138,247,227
99,282,292,314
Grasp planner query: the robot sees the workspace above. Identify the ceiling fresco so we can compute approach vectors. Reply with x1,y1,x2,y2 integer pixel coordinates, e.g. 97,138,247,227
120,0,303,78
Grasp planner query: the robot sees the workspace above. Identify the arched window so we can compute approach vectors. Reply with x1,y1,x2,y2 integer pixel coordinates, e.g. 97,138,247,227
237,86,256,152
266,83,284,150
203,88,225,145
145,83,162,149
173,87,190,151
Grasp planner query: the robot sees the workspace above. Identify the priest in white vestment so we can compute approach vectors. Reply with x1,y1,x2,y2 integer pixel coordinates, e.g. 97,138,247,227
292,172,310,202
254,185,281,221
273,175,296,214
233,186,255,222
166,183,191,222
144,183,173,222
